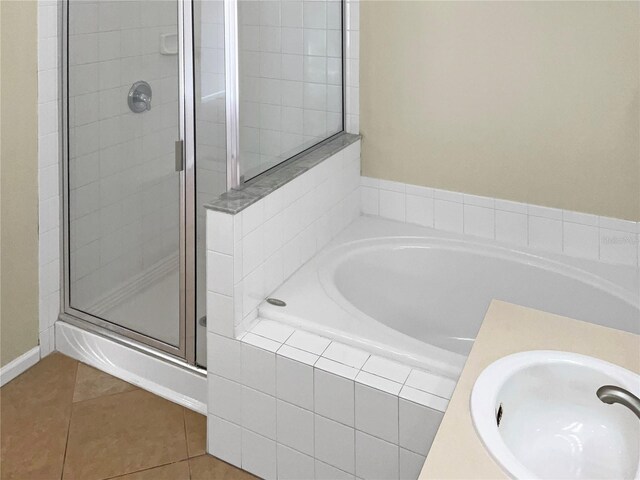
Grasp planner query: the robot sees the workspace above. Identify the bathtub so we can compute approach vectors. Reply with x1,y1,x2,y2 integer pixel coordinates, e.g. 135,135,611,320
259,217,639,379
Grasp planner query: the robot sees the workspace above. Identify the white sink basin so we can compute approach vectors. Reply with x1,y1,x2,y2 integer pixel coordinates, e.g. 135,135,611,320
471,351,640,479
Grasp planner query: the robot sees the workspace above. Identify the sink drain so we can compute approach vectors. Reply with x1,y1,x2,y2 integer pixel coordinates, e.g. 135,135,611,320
266,298,286,307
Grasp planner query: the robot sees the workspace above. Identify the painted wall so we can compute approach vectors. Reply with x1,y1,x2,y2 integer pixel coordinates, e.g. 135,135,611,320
0,0,40,366
360,1,640,221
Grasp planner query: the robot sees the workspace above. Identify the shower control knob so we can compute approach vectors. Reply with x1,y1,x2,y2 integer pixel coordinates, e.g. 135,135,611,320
128,81,152,113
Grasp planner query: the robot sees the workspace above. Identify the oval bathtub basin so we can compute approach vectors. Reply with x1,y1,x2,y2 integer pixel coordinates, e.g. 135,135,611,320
259,218,639,378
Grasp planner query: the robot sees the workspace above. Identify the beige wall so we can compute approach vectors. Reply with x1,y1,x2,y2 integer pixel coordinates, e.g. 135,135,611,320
0,0,40,367
361,1,640,221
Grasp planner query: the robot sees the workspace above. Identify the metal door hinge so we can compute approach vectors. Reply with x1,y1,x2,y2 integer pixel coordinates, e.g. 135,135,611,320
175,140,184,172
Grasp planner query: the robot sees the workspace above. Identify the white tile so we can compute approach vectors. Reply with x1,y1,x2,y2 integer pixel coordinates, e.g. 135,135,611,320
405,184,433,198
242,386,277,439
379,190,406,222
242,200,265,237
242,342,276,394
599,216,637,233
362,356,412,384
399,399,443,455
277,444,315,480
378,179,405,193
251,319,294,343
242,429,277,480
399,448,426,480
207,251,234,296
208,374,242,424
207,291,234,337
355,383,399,443
243,332,281,353
277,355,314,410
405,370,456,399
315,415,355,474
399,386,448,413
207,333,241,382
563,210,598,227
528,204,562,220
315,369,355,426
207,415,242,467
528,216,563,253
495,210,528,246
463,205,494,239
361,177,379,188
263,213,284,258
463,194,494,208
316,460,355,480
355,371,402,396
264,250,284,296
494,198,527,214
361,186,379,216
243,226,264,276
355,431,399,480
433,189,462,203
277,344,319,366
322,342,370,369
315,357,359,380
242,265,265,318
277,400,314,455
434,200,463,233
406,195,434,228
599,229,638,266
286,330,331,355
563,222,599,260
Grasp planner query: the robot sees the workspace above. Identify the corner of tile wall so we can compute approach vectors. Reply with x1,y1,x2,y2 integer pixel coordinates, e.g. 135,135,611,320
38,0,61,357
360,176,640,268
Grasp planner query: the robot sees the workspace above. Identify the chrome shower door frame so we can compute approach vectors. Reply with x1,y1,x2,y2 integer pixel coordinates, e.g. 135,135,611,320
60,0,198,365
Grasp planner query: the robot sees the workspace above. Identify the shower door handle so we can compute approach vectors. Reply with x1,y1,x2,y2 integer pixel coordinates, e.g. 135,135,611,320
175,140,184,172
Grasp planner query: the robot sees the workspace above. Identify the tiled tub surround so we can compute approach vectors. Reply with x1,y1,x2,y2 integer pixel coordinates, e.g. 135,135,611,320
208,319,446,480
206,137,361,337
361,177,640,267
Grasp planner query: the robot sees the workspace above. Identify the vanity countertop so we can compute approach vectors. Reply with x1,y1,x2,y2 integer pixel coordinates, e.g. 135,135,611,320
420,300,640,479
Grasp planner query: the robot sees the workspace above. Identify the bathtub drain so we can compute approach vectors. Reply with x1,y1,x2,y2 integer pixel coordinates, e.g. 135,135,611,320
266,298,287,307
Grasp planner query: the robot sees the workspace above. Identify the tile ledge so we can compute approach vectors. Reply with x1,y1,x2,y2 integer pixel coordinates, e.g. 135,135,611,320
205,133,361,215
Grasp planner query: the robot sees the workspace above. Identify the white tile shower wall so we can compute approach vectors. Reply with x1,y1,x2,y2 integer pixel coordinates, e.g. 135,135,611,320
38,0,61,356
206,139,361,338
206,324,443,480
361,177,640,267
66,1,182,311
238,0,359,177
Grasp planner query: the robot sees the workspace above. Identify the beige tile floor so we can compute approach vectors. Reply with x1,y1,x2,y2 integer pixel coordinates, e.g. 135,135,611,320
1,353,255,480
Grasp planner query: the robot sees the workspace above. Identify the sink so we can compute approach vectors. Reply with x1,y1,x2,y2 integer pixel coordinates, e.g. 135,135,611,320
470,350,640,479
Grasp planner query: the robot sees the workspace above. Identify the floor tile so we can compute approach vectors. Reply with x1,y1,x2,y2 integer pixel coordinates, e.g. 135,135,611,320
1,353,78,480
189,454,257,480
73,363,137,403
111,460,190,480
184,408,207,458
63,389,188,480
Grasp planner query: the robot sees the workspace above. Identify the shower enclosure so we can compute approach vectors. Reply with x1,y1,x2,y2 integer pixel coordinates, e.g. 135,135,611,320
61,0,344,368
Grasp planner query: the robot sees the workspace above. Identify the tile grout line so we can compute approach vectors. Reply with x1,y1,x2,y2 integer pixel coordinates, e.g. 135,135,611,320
60,360,80,480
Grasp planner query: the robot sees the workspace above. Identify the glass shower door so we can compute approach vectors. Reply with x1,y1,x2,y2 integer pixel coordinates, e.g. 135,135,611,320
66,0,184,352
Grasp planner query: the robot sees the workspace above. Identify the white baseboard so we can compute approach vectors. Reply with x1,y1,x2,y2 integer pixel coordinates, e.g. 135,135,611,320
0,347,40,387
55,321,207,414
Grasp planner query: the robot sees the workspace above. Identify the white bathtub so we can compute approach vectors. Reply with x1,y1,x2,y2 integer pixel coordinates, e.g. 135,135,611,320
259,217,639,378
